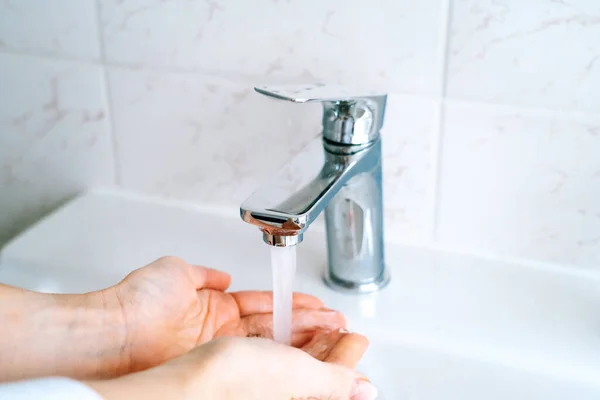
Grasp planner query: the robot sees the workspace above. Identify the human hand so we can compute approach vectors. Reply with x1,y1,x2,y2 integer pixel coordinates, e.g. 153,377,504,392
87,335,378,400
110,256,347,374
302,329,370,368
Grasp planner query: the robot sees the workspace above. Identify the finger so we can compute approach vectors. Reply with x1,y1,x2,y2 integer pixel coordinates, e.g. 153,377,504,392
213,321,246,339
302,330,345,361
324,333,369,368
189,266,231,290
290,331,315,348
240,308,346,338
280,354,371,400
231,291,324,316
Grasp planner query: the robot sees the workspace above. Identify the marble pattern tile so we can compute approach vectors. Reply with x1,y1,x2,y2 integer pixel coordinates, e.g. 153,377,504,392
107,67,323,205
99,0,445,94
0,54,115,244
382,95,438,244
447,0,600,112
437,101,600,267
0,0,100,60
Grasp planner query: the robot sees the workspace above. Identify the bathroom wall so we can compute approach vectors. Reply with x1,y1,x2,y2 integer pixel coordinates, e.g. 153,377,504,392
1,0,599,268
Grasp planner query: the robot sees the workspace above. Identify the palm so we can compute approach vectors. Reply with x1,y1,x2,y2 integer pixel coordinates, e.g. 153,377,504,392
114,257,345,373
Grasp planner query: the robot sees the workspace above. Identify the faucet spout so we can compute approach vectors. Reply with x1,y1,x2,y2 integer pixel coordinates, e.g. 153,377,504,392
240,139,380,247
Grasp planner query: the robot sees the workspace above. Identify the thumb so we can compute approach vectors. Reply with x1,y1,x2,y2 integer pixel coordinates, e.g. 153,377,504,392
188,265,231,290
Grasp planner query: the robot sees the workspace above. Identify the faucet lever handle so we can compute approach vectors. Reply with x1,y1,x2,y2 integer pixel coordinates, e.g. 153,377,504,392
254,84,387,145
254,84,385,104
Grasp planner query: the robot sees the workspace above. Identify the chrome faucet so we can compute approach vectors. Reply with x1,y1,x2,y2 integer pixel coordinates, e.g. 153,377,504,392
240,84,389,293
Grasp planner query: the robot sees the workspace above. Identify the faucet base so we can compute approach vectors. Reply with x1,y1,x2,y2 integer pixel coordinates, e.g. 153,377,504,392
323,268,390,294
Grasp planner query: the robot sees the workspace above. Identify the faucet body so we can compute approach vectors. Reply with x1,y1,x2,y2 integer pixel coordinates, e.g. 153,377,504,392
240,85,389,293
321,139,387,292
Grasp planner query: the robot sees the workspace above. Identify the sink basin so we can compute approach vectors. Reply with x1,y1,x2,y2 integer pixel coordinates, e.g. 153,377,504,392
1,189,599,399
361,339,600,400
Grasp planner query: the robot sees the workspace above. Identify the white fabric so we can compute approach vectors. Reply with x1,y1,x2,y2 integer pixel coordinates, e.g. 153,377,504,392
0,377,103,400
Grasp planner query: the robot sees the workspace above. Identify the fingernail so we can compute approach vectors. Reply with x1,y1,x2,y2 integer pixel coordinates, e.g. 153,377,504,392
338,328,349,333
351,379,378,400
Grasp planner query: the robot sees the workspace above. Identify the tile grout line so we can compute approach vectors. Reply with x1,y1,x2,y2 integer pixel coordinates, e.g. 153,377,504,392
430,0,453,243
444,96,600,120
94,0,122,187
431,102,445,242
1,47,598,120
0,47,103,66
439,0,453,98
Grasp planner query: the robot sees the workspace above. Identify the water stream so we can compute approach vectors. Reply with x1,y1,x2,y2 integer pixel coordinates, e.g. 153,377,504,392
270,245,297,345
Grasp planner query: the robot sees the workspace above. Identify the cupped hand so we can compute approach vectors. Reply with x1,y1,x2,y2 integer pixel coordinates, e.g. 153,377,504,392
110,256,346,373
88,335,378,400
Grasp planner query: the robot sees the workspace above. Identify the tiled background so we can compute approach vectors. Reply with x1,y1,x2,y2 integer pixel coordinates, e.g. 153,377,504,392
1,0,599,268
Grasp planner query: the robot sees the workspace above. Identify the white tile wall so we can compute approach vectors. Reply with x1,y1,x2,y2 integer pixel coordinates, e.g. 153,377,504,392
107,67,322,205
0,0,100,60
99,0,445,94
0,53,115,244
1,0,599,268
382,96,438,244
447,0,600,112
438,101,600,267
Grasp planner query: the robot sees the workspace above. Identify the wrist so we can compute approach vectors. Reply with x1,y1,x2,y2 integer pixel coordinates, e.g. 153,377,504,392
0,285,129,381
44,288,130,378
77,287,131,377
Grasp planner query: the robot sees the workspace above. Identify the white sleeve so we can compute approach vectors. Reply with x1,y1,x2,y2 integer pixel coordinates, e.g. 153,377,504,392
0,377,103,400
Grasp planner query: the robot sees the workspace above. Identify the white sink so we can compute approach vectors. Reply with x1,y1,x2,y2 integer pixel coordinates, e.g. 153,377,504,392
1,189,599,399
361,340,600,400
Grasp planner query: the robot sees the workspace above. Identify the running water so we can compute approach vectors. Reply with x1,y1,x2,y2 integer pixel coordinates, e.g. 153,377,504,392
270,245,297,345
